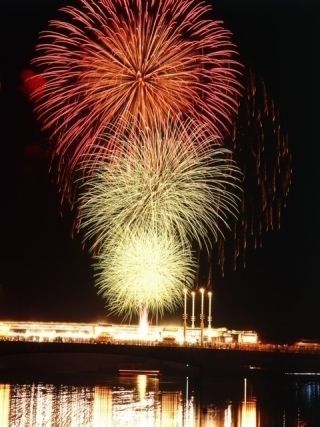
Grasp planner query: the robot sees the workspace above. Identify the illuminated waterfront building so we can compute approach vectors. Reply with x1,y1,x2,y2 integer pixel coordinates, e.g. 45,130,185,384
0,321,258,346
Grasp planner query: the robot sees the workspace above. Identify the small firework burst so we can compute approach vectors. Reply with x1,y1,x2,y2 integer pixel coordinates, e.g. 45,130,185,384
95,229,195,319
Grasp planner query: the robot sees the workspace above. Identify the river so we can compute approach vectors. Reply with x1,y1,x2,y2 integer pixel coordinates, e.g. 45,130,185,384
0,372,320,426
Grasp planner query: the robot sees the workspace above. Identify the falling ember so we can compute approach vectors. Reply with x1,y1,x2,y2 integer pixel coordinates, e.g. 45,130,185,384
32,0,242,200
214,69,292,274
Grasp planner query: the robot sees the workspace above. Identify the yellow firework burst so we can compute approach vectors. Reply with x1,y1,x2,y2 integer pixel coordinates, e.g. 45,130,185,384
95,230,195,318
78,119,242,252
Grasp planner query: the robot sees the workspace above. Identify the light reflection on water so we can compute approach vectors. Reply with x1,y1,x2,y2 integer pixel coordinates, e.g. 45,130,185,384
0,375,320,426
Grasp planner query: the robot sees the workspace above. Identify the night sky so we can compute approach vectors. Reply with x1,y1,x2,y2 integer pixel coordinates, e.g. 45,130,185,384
1,0,319,342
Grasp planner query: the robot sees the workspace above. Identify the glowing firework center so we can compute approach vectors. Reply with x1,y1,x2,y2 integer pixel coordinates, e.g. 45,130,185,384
95,231,195,327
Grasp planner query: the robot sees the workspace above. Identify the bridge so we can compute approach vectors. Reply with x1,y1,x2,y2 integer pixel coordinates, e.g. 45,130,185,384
1,338,320,379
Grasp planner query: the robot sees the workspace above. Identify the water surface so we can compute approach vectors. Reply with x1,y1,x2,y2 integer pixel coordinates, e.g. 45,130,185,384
1,373,320,426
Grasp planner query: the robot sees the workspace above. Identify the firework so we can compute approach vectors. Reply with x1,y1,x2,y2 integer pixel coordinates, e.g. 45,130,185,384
32,0,241,196
214,69,292,274
77,120,242,252
95,230,195,319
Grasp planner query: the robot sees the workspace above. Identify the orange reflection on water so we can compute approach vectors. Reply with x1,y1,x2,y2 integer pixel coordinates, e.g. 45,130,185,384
239,399,259,427
0,384,9,427
93,386,112,427
9,384,94,426
224,404,232,427
161,391,182,426
137,374,147,401
114,375,161,426
0,377,263,426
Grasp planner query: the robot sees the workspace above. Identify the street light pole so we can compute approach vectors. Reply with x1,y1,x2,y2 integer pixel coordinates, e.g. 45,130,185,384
200,288,204,346
208,291,212,329
183,288,187,343
191,291,195,329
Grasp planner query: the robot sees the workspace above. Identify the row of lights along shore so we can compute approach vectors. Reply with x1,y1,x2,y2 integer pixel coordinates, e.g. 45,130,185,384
183,288,212,345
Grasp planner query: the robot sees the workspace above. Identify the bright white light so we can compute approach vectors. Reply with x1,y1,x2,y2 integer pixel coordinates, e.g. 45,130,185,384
95,230,195,319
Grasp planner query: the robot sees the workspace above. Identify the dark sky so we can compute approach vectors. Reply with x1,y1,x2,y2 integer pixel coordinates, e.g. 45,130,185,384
1,0,319,342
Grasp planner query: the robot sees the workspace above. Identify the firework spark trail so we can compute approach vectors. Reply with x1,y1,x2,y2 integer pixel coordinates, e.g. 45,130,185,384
215,69,292,274
95,229,195,319
77,119,242,253
32,0,242,198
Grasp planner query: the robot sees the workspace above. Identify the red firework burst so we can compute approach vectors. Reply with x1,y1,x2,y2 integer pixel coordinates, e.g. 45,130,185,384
32,0,242,197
